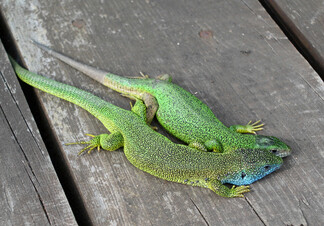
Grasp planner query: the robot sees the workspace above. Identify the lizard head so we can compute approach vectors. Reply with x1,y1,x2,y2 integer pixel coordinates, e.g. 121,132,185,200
254,135,291,158
221,149,283,186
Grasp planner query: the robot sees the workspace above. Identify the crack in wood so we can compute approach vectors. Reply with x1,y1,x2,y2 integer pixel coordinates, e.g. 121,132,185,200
240,0,256,15
297,72,324,101
0,61,46,158
3,184,12,212
298,199,309,225
0,54,81,224
0,71,42,184
0,82,50,224
259,0,324,81
189,198,209,226
23,166,52,225
245,197,267,226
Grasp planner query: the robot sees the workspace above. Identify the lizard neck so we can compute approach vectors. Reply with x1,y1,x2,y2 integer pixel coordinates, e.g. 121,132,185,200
221,132,257,152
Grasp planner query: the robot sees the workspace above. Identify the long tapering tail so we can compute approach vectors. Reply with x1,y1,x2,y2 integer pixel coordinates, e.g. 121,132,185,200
32,40,108,84
32,40,151,99
9,56,117,120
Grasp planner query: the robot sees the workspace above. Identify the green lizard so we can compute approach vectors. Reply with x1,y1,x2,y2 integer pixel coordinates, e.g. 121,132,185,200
10,57,283,198
33,41,291,157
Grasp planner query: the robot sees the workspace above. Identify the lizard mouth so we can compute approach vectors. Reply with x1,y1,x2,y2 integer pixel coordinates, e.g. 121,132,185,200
271,148,291,157
254,135,291,158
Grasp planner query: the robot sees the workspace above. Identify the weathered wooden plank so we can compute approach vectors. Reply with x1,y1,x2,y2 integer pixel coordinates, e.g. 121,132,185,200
0,42,77,225
2,0,324,225
261,0,324,77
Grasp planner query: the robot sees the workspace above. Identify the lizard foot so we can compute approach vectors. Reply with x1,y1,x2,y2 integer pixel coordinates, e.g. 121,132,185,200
245,120,264,134
229,185,250,198
156,74,172,82
189,142,208,152
126,72,149,79
66,132,124,155
65,134,101,155
150,125,158,131
139,72,149,79
230,120,264,134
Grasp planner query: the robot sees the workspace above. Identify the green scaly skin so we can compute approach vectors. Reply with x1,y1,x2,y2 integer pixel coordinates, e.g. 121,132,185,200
33,41,291,157
10,57,283,198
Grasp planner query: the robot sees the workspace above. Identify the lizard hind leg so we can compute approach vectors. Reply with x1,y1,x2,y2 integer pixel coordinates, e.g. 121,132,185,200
142,93,159,124
131,99,158,130
123,92,158,125
189,139,223,152
156,74,172,82
189,142,208,152
130,99,147,122
66,132,124,155
126,72,150,79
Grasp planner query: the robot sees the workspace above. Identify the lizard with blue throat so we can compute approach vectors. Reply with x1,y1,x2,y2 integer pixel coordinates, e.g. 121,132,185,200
9,56,283,198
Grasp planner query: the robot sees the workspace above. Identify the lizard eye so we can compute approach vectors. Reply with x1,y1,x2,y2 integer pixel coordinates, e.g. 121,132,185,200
264,165,270,171
241,172,246,179
271,150,278,154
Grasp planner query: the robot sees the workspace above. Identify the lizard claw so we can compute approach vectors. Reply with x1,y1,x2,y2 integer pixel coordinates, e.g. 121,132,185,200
65,134,102,155
229,120,264,134
246,120,264,134
230,185,251,198
124,71,150,79
150,125,158,131
139,72,150,78
233,120,264,134
126,72,149,79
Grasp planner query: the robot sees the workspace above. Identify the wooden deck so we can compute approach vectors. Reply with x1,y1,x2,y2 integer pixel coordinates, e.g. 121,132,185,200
1,0,323,225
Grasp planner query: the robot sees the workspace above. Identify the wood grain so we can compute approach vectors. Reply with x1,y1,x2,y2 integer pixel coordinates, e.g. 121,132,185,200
2,0,324,225
261,0,324,79
0,42,76,225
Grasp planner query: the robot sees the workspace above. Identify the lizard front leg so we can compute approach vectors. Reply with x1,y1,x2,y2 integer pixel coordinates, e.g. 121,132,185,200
66,132,124,155
207,179,250,198
130,99,147,122
204,139,224,152
229,120,264,134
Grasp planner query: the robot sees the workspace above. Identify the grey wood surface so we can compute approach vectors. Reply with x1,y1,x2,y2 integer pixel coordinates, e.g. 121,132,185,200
2,0,324,225
264,0,324,73
0,42,77,225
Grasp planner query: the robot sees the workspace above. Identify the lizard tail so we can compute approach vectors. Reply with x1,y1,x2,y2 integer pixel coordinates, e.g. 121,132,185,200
32,39,108,84
9,56,119,121
32,40,150,99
